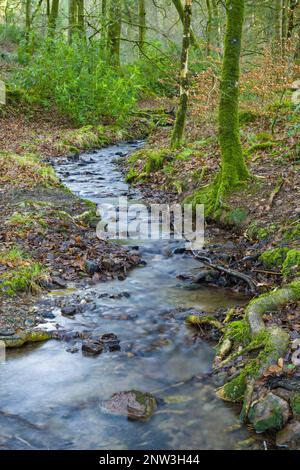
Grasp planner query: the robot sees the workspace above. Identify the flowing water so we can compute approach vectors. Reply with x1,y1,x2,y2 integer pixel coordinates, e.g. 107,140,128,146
0,142,251,450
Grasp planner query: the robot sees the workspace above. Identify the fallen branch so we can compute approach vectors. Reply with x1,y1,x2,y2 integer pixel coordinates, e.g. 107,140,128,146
192,252,257,293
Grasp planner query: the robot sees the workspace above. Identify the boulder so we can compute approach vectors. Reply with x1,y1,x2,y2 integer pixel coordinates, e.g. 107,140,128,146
249,392,290,433
103,390,157,421
276,420,300,447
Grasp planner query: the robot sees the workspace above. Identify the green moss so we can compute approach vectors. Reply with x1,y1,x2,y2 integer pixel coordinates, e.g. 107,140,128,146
0,247,26,266
259,248,289,270
254,132,273,143
224,319,251,346
239,110,259,125
56,125,108,153
247,222,275,241
221,373,247,402
282,249,300,277
284,223,300,241
6,211,48,229
0,263,49,296
225,207,248,226
125,167,139,183
144,149,170,174
290,393,300,417
245,141,277,156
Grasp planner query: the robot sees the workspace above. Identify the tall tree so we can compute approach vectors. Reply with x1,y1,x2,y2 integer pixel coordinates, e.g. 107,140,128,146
171,0,199,49
107,0,122,66
171,0,193,148
25,0,31,39
275,0,282,47
68,0,77,44
48,0,59,36
295,1,300,61
282,0,289,52
138,0,146,54
77,0,85,37
206,0,212,56
216,0,249,207
101,0,107,41
211,0,221,53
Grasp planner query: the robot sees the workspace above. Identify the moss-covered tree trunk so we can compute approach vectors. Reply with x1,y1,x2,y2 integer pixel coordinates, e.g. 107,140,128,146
68,0,77,44
218,0,249,192
107,0,122,66
138,0,146,55
211,0,221,54
287,0,298,38
171,0,193,149
101,0,107,41
77,0,85,38
48,0,59,36
282,0,289,53
206,0,212,56
171,0,199,49
25,0,31,40
295,2,300,61
275,0,282,48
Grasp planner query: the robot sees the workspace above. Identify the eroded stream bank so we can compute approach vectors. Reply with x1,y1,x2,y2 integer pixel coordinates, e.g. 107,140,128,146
0,142,255,450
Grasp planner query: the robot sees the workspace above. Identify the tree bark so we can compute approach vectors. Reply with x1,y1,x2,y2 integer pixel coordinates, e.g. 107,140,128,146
25,0,31,40
171,0,199,49
218,0,249,190
206,0,212,56
68,0,77,44
101,0,107,41
287,0,298,38
294,3,300,61
282,0,289,52
107,0,122,66
171,0,193,148
275,0,282,47
77,0,85,38
48,0,59,36
138,0,146,54
211,0,221,53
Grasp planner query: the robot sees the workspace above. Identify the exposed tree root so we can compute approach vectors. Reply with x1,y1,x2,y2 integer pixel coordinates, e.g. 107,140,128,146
216,279,300,420
185,314,224,332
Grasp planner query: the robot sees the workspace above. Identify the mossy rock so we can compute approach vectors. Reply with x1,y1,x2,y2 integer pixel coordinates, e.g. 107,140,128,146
217,373,247,403
290,393,300,418
248,393,290,433
103,390,157,421
0,330,52,348
259,248,289,270
282,249,300,277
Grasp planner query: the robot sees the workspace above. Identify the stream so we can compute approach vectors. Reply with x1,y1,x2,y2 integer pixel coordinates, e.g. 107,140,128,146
0,142,252,450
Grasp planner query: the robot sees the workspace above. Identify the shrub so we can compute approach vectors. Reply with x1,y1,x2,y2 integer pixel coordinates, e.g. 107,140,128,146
13,38,142,125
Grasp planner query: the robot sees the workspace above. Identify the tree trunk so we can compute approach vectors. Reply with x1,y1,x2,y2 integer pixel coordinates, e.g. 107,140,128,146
77,0,85,38
218,0,249,190
206,0,212,56
68,0,77,44
211,0,221,54
171,0,193,149
282,0,288,52
287,0,298,38
295,2,300,61
48,0,59,36
101,0,107,41
138,0,146,55
107,0,122,66
46,0,50,18
275,0,282,47
25,0,31,40
171,0,198,49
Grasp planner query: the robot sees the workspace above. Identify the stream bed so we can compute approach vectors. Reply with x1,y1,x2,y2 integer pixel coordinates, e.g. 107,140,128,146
0,142,252,450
